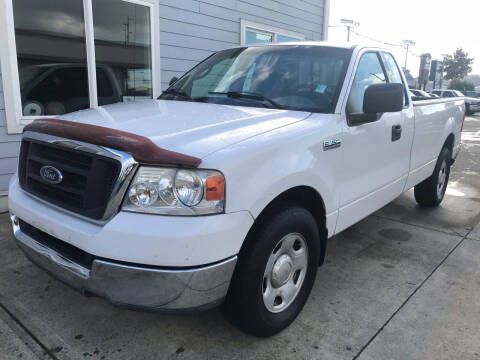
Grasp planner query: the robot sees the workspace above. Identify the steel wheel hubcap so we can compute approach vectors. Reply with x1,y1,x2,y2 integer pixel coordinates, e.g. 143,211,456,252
437,160,447,198
262,233,308,313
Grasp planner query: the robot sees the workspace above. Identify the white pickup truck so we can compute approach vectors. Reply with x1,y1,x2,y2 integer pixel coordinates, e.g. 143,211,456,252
9,43,464,337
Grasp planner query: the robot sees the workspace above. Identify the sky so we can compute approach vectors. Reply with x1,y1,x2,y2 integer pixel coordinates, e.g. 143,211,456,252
328,0,479,77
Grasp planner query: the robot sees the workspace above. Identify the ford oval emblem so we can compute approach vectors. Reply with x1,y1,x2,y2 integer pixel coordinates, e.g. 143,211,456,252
39,165,63,184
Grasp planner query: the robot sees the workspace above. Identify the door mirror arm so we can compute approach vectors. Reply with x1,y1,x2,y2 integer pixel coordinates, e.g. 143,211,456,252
347,112,379,126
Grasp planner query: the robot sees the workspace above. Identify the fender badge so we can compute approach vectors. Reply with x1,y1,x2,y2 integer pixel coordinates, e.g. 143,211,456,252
323,139,341,151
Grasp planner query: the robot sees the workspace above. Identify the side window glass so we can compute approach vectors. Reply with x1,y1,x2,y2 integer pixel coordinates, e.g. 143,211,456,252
347,52,386,115
382,53,407,105
27,67,89,115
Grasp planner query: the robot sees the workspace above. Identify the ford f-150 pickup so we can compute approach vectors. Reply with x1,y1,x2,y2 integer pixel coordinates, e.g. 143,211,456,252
9,43,464,337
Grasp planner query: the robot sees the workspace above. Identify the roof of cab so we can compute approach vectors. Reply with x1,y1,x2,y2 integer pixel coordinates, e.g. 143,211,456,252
246,40,358,49
244,41,392,53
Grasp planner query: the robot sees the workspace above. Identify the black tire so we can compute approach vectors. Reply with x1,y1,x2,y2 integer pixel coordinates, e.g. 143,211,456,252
224,205,321,337
414,147,451,207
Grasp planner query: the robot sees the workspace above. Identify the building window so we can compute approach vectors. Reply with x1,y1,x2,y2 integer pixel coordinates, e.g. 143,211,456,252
93,0,153,104
0,0,160,133
240,19,305,46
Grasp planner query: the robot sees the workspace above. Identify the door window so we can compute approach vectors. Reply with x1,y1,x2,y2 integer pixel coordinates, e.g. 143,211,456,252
346,52,386,115
382,52,408,105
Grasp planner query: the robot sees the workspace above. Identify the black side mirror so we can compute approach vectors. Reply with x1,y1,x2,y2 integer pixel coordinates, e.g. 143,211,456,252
348,83,404,126
169,76,179,86
363,83,404,114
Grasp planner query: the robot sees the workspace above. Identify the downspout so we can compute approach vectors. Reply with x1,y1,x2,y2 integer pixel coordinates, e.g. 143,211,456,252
322,0,330,41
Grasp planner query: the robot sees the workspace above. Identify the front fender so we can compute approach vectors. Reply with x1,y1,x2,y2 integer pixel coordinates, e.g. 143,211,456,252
201,114,344,237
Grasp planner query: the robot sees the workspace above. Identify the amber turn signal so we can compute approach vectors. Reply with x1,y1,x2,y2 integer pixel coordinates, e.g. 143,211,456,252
205,174,225,201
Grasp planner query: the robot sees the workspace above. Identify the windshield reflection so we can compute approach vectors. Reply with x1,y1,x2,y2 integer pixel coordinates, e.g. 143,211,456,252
160,46,352,113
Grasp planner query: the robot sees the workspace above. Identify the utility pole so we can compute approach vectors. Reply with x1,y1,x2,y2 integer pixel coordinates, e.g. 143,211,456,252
403,39,415,70
439,53,449,89
340,19,359,42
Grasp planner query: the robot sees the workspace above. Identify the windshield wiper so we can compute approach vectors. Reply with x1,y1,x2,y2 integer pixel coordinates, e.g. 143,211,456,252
158,88,190,99
159,89,211,103
208,91,285,109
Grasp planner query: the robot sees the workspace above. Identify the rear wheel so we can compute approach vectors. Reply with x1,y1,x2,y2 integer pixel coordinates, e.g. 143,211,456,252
224,205,321,337
414,147,451,207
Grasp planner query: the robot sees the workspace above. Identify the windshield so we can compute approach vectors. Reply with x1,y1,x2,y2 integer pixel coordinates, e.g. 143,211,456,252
454,90,465,97
159,46,352,113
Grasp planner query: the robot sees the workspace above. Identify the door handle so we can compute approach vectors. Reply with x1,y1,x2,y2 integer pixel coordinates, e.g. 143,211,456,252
392,124,402,142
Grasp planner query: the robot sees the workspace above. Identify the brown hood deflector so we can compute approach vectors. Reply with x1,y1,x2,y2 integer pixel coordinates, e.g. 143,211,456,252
23,118,201,168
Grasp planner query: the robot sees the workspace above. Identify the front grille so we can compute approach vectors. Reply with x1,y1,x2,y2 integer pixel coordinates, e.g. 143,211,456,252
18,138,121,220
19,219,94,269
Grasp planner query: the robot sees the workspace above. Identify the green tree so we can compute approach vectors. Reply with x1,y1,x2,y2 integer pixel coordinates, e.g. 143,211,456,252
448,79,475,91
444,48,474,80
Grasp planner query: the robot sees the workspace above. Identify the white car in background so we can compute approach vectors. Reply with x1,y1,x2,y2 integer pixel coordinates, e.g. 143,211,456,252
409,89,436,99
430,89,480,114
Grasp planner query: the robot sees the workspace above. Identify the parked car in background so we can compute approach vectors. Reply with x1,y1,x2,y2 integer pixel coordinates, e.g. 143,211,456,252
9,43,464,337
19,63,147,116
409,89,435,100
430,89,480,114
410,89,431,97
462,90,480,99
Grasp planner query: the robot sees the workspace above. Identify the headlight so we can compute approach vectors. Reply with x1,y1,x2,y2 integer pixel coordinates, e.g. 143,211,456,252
122,167,225,215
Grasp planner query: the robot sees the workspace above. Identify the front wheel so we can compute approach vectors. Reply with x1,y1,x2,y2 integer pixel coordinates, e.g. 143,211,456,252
414,147,451,207
224,206,321,337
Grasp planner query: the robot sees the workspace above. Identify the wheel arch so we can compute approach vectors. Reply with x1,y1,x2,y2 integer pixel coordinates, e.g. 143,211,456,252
242,186,328,266
443,132,455,163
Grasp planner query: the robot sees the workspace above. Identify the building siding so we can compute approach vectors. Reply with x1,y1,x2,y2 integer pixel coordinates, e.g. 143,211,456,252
1,68,19,196
158,0,326,88
0,0,327,195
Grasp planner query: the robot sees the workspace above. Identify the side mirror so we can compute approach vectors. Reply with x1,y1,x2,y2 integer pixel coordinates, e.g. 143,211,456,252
363,83,404,114
169,76,179,86
348,83,404,126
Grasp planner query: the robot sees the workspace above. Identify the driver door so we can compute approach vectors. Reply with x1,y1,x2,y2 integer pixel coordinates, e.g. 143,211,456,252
335,51,411,233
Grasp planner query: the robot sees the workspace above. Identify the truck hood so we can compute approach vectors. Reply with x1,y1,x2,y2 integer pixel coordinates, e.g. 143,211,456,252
60,100,310,159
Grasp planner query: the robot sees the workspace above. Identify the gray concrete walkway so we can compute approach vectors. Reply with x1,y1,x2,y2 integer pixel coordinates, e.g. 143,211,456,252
0,116,479,360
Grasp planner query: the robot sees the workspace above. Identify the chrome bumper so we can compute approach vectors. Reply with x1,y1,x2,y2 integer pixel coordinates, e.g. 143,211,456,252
10,215,237,311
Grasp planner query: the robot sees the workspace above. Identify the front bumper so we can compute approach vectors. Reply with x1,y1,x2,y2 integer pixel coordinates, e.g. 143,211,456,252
8,176,253,267
11,215,237,311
